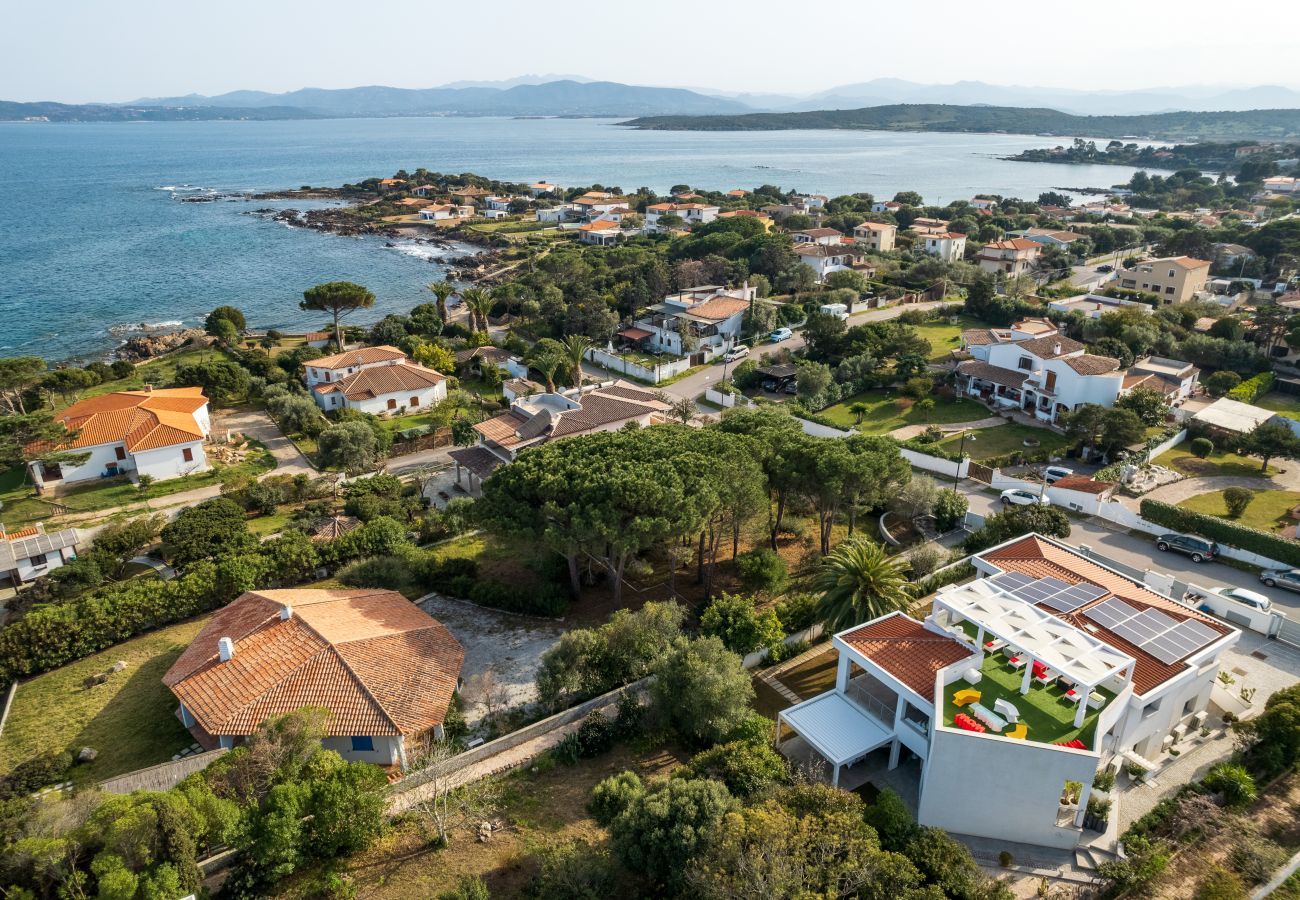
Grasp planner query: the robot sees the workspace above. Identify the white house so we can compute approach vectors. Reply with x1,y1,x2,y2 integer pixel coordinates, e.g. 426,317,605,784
969,198,998,211
480,196,516,219
306,345,448,415
1047,294,1151,319
795,244,853,282
535,204,578,223
922,232,967,263
853,221,896,252
1012,228,1087,249
625,285,754,358
528,181,561,197
791,228,845,246
418,204,473,221
776,534,1238,851
1123,357,1200,403
26,387,211,490
0,524,82,587
976,238,1042,278
577,220,624,245
872,200,903,214
645,202,720,231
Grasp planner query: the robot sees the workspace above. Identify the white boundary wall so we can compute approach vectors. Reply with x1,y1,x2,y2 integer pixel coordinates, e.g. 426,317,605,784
901,447,969,480
1097,498,1297,575
1145,429,1188,462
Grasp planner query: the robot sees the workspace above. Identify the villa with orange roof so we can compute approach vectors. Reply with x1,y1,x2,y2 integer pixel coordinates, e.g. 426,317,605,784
976,238,1042,278
304,345,447,415
624,284,755,358
164,588,465,766
25,387,212,490
776,533,1239,851
577,219,624,246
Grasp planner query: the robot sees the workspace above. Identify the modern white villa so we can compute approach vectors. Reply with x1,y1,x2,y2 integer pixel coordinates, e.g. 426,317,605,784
776,534,1239,851
645,202,720,231
619,285,754,359
956,317,1197,423
25,387,212,490
305,345,448,416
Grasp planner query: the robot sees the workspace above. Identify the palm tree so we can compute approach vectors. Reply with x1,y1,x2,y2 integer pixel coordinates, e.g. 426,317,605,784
461,287,491,333
849,402,870,424
812,536,914,631
426,280,456,323
561,334,591,390
532,351,564,392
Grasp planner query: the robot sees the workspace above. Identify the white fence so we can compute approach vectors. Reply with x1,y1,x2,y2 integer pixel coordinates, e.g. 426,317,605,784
798,418,855,438
1096,498,1297,572
1145,428,1187,462
1185,580,1284,636
704,387,750,408
585,348,691,384
741,623,827,669
901,447,970,480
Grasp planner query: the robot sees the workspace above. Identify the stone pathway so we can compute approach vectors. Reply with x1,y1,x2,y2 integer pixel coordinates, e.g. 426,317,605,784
127,556,176,580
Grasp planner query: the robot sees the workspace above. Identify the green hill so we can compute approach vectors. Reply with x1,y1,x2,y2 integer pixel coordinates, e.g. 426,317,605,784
620,104,1300,141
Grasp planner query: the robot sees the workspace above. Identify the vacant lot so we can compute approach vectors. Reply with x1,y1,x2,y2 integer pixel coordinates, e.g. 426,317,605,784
936,423,1074,461
0,618,206,783
1154,444,1272,479
819,391,984,433
910,315,984,362
1180,489,1300,533
1256,392,1300,422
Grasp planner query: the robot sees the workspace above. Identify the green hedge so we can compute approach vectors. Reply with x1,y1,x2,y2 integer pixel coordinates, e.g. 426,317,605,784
1228,372,1275,404
1139,499,1300,567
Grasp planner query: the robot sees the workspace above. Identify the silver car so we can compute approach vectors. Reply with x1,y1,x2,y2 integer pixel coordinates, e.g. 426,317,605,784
1261,568,1300,594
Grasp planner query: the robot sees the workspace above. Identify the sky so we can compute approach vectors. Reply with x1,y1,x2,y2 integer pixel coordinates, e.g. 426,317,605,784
4,0,1298,103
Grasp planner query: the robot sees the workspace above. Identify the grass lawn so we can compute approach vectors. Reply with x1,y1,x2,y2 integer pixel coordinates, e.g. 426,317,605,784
941,649,1108,747
1154,445,1272,479
376,409,447,434
247,510,294,536
428,533,545,592
1179,489,1300,533
911,315,985,362
936,423,1075,461
819,391,986,433
0,618,207,783
1256,392,1300,422
69,346,229,407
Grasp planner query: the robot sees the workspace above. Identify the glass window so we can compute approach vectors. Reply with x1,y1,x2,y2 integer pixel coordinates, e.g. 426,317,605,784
351,736,375,752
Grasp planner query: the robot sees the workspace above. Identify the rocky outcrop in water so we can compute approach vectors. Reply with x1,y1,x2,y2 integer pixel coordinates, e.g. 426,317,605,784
116,329,209,362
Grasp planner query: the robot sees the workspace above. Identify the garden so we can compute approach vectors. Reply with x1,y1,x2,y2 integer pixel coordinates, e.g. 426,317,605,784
818,390,983,433
935,423,1075,462
1179,489,1300,534
1153,443,1275,479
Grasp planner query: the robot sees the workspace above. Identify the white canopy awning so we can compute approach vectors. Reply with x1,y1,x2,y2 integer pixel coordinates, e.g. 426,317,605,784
778,692,893,768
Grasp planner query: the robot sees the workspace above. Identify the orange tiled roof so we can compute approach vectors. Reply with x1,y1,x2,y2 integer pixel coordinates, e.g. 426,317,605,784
981,536,1232,694
1050,476,1114,495
4,526,40,541
688,296,749,321
36,388,207,454
840,614,972,702
310,345,407,370
165,589,464,738
550,393,664,439
474,409,532,447
314,361,445,400
1061,354,1121,376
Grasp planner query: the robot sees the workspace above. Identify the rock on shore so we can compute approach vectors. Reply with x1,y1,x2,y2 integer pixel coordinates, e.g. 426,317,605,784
117,329,210,362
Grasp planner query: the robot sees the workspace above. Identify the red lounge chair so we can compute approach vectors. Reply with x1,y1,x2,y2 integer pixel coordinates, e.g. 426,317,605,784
1032,661,1048,678
954,713,986,733
1053,739,1087,749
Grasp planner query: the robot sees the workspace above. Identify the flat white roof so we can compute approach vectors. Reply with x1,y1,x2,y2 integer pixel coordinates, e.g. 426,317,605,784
935,580,1134,689
779,692,893,766
1193,397,1275,434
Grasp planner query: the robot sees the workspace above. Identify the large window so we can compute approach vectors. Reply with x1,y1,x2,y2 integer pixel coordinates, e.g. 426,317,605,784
351,736,375,752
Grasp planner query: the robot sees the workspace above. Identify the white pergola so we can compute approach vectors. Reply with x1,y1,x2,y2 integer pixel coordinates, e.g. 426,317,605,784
934,580,1135,727
776,692,894,787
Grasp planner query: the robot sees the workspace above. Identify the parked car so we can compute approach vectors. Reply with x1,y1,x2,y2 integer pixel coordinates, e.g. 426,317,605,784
723,345,750,363
1043,465,1074,484
783,381,798,395
770,327,793,342
1095,264,1114,273
1260,568,1300,593
1155,533,1218,563
1211,586,1272,612
1000,488,1049,507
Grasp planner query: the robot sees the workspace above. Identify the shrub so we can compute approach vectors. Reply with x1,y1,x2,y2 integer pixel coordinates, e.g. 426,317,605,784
552,732,582,766
1141,499,1300,568
1194,866,1248,900
652,637,754,746
528,840,617,900
686,740,787,798
1190,436,1215,458
1093,769,1116,791
608,777,738,890
588,771,644,827
1202,763,1257,808
997,850,1013,867
613,691,644,739
437,876,490,900
863,787,918,853
1228,837,1288,884
1222,487,1255,518
699,593,783,656
906,544,948,578
734,548,788,594
1227,371,1275,404
574,711,618,758
774,593,819,633
337,555,416,594
932,488,968,532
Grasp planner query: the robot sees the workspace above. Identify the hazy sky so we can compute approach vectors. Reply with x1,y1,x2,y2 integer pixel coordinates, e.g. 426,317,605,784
5,0,1297,103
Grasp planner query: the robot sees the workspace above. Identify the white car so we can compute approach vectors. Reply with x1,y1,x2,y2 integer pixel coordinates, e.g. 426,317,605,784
723,345,750,363
1044,465,1074,484
1213,587,1272,612
1000,488,1050,507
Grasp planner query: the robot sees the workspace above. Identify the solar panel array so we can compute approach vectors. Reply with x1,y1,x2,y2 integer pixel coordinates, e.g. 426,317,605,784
1083,598,1220,664
988,572,1106,613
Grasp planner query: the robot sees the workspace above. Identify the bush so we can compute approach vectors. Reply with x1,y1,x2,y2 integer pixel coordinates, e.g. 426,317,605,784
774,593,819,633
652,637,754,746
1141,499,1300,568
0,751,73,800
932,488,968,532
1228,838,1288,884
699,593,783,656
1202,763,1257,808
687,740,787,798
1227,371,1275,404
337,555,417,594
608,777,738,890
528,840,617,900
588,771,644,827
1093,769,1116,791
437,876,490,900
863,788,918,852
906,544,948,578
1190,436,1215,458
1194,866,1248,900
574,711,617,758
734,548,787,594
1222,487,1255,518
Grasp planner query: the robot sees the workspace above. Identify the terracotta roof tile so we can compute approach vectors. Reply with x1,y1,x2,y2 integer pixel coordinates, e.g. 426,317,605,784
35,388,207,455
1016,335,1085,358
1061,353,1121,376
841,614,973,702
309,345,407,370
1050,476,1114,495
165,589,464,738
331,362,445,400
687,297,749,321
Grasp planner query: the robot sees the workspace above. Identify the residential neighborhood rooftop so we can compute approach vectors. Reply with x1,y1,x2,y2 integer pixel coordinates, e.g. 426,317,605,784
34,387,208,454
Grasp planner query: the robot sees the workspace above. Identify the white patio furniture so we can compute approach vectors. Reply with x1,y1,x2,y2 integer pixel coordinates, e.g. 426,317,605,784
993,698,1019,724
963,667,982,686
968,701,1007,732
1007,655,1027,670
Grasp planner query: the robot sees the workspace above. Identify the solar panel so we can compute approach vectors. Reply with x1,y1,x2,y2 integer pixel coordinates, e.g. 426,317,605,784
1085,599,1140,630
989,572,1033,592
1145,637,1189,665
1044,581,1107,613
1037,576,1072,594
1136,609,1180,632
1176,620,1220,644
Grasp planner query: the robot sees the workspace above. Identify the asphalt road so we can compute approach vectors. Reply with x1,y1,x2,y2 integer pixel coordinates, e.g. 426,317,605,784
658,300,952,401
960,484,1300,617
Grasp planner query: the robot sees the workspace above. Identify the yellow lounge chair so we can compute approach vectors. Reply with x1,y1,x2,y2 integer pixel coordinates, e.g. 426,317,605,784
953,689,981,707
1006,724,1028,740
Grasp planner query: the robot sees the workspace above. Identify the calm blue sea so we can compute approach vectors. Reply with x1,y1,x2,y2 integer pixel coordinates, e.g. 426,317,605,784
0,117,1153,361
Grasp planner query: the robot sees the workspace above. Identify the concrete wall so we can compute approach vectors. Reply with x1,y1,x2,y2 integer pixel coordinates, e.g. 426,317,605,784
100,749,228,794
798,418,855,439
1096,499,1297,573
1145,429,1187,462
1187,581,1282,636
345,382,447,417
1116,659,1222,760
586,348,691,384
133,441,209,481
920,727,1099,849
902,448,970,480
322,734,405,766
705,388,750,408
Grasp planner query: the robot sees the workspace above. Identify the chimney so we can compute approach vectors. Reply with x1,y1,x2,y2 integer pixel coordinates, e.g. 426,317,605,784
279,604,293,621
1053,341,1062,356
218,637,235,662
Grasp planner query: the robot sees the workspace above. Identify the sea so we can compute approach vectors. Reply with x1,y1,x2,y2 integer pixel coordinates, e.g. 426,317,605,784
0,116,1158,361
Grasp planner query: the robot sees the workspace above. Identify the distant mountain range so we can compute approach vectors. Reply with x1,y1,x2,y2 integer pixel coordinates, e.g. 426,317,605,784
623,104,1300,141
4,76,1299,124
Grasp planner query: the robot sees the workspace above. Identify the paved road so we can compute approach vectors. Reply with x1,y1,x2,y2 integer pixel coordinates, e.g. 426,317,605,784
959,483,1300,616
658,300,952,401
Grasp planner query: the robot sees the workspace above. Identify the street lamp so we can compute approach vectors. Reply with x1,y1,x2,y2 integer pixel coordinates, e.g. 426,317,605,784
954,432,975,489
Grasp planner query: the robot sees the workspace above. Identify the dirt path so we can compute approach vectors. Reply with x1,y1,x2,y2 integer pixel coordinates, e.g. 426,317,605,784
889,415,1007,441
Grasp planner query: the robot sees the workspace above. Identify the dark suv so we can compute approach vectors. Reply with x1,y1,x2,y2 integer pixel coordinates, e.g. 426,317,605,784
1155,533,1218,563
